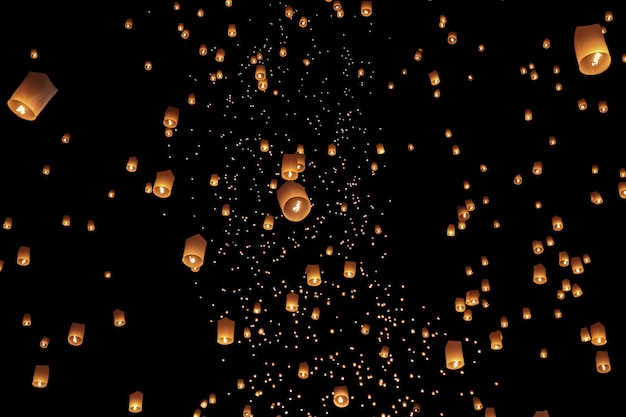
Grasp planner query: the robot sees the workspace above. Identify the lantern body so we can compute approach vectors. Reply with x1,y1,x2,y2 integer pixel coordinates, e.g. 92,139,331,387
182,233,207,271
343,260,357,278
590,322,607,346
129,391,143,413
285,292,299,312
217,317,235,345
263,214,274,230
67,322,85,346
163,105,179,127
277,181,312,222
7,71,58,120
333,385,349,407
154,170,175,198
574,23,611,75
281,153,299,180
32,365,50,388
298,361,309,379
113,309,126,327
533,263,547,284
306,264,322,286
596,350,611,373
445,340,464,369
17,246,31,266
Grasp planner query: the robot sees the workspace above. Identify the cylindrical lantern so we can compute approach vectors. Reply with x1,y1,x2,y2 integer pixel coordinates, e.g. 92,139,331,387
473,397,483,410
485,407,496,417
217,317,235,345
298,361,309,379
343,260,357,278
489,330,503,350
445,340,464,370
263,214,274,230
281,153,299,180
465,289,480,306
129,391,143,413
163,106,179,127
306,264,322,286
551,215,563,231
522,307,532,320
580,327,591,342
22,313,32,326
17,245,31,266
500,316,509,328
574,23,611,75
255,64,266,80
311,306,320,320
68,322,85,346
277,181,312,222
154,169,175,198
113,309,126,327
361,323,370,335
39,336,50,348
243,405,252,417
361,0,372,16
455,297,466,312
333,385,349,408
590,322,607,346
428,70,440,86
379,345,390,358
32,365,50,388
533,263,547,284
286,292,299,312
570,256,584,274
7,71,58,121
126,156,138,172
596,350,611,373
182,233,207,271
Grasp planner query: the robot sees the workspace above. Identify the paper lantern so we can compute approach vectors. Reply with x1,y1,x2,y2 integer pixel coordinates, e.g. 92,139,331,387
361,323,370,335
3,217,12,230
276,181,312,222
39,336,50,348
533,263,547,284
574,23,611,75
253,302,262,314
129,391,143,413
522,307,532,320
263,214,274,230
489,330,503,350
126,156,138,172
32,365,50,388
221,203,231,216
500,316,508,328
154,169,175,198
473,397,483,410
360,0,372,16
227,23,237,37
67,322,85,346
281,153,299,180
596,351,611,373
448,31,457,45
298,362,309,379
22,313,32,326
428,70,440,85
311,306,320,320
163,106,179,128
285,292,299,312
182,233,207,271
209,174,220,186
243,327,251,338
209,393,217,404
255,64,266,80
113,309,126,327
217,317,235,345
570,256,584,274
215,48,225,62
551,215,563,231
306,264,322,286
445,340,464,370
7,71,58,120
260,139,270,152
463,309,472,321
485,407,496,417
465,289,480,306
379,345,390,358
343,260,357,278
17,246,31,266
590,322,607,346
333,385,349,407
455,297,466,312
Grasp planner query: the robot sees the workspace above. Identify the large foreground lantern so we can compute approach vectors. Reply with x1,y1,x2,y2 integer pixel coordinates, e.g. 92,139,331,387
574,23,611,75
277,181,311,222
7,71,58,120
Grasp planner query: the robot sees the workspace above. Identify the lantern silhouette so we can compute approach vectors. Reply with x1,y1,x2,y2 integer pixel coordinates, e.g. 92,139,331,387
182,233,207,271
445,340,464,369
153,169,175,198
129,391,143,413
67,322,85,346
17,246,31,266
32,365,50,388
217,317,235,345
298,361,309,379
7,71,58,121
306,264,322,286
286,292,299,312
333,385,349,407
163,106,179,128
590,322,607,346
596,351,611,373
277,181,312,222
574,23,611,75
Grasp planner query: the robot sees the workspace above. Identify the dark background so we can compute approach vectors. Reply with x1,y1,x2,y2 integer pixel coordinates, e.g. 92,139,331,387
1,1,624,416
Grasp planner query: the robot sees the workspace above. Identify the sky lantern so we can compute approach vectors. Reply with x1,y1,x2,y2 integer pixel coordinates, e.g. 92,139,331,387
67,322,85,346
7,71,58,121
32,365,50,388
217,317,235,345
277,181,312,222
153,170,175,198
129,391,143,413
574,23,611,75
182,233,207,272
333,385,349,407
445,340,464,370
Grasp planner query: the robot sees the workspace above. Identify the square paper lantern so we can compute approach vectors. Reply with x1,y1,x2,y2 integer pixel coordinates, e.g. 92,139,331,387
7,71,58,121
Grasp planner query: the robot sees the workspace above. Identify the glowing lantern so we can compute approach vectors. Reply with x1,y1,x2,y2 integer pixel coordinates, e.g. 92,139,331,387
260,139,270,152
209,174,219,187
279,46,287,57
445,340,464,370
379,345,390,358
3,217,12,230
596,351,611,373
217,317,235,345
182,233,207,271
17,246,31,266
343,260,357,278
414,48,423,61
263,214,274,230
360,1,372,16
428,70,440,85
522,307,532,320
473,397,483,410
277,181,312,222
455,297,466,312
129,391,143,413
481,279,490,292
539,347,548,358
361,323,370,335
22,313,32,326
333,385,349,407
154,169,175,198
500,316,509,328
7,71,58,121
532,240,544,254
221,203,231,217
209,393,217,404
227,24,237,37
554,308,562,318
489,330,503,350
32,365,50,388
306,264,322,286
286,292,299,312
485,407,496,417
463,309,472,321
281,153,299,180
255,64,266,80
558,251,569,267
62,215,71,227
574,23,611,75
67,322,85,346
580,327,591,342
113,309,126,327
551,215,563,231
126,156,138,172
215,48,225,62
532,161,543,175
465,289,480,306
298,362,309,379
533,263,547,285
570,256,584,274
237,379,245,389
578,98,588,110
87,220,95,232
590,322,607,346
311,307,320,320
163,106,179,128
284,5,294,18
447,31,457,44
39,337,50,348
328,143,337,156
299,16,308,28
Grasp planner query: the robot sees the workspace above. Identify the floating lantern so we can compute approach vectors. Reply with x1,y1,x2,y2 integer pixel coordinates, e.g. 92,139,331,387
217,317,235,345
182,233,207,271
574,23,611,75
67,322,85,346
445,340,464,369
129,391,143,413
32,365,50,388
154,170,175,198
277,181,312,222
333,385,349,407
7,71,58,121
